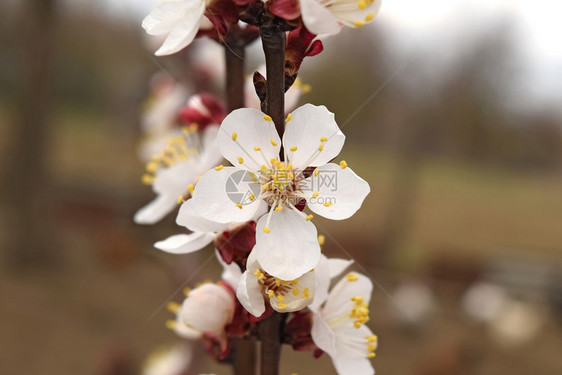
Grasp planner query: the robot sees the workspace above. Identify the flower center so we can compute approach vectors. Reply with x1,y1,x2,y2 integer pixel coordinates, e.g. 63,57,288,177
254,268,308,308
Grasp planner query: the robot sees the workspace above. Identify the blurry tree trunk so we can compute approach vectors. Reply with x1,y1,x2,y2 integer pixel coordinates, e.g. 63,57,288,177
3,0,58,268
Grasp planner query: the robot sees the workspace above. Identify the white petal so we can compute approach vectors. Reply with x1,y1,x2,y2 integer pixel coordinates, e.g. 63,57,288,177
134,194,178,225
177,199,230,233
236,271,266,317
217,108,281,171
311,312,338,356
254,208,320,280
197,126,223,171
309,254,331,313
328,258,354,279
215,250,242,289
303,163,370,220
324,273,373,318
142,1,192,35
155,16,203,56
299,0,342,36
154,233,215,254
154,159,199,196
333,357,374,375
284,104,345,169
190,167,263,224
330,0,382,29
173,316,203,340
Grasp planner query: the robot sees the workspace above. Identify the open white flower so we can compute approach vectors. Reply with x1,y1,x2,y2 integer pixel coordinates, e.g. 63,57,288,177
300,0,382,36
142,0,208,56
310,272,377,375
142,343,193,375
135,124,222,225
189,104,370,280
237,247,353,317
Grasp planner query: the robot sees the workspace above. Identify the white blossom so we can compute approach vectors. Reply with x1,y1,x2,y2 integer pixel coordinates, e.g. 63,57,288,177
188,104,370,280
310,272,377,375
142,343,193,375
300,0,382,36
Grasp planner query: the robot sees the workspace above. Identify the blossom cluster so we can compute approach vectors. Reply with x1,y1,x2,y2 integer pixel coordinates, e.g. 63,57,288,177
136,1,382,374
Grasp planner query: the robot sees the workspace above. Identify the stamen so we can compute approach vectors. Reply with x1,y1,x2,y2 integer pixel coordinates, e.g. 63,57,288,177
340,160,348,169
232,132,238,141
318,235,325,245
347,273,359,282
263,114,272,121
285,113,292,123
214,165,224,171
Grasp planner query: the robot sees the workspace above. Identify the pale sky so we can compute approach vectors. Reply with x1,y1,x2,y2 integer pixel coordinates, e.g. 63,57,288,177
81,0,562,109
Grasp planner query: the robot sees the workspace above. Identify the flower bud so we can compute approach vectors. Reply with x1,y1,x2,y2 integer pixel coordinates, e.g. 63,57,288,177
180,283,235,335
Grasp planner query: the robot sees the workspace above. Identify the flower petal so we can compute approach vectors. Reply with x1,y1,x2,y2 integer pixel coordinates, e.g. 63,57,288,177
197,126,223,171
311,312,338,356
329,0,382,29
191,167,263,224
270,269,315,313
299,0,342,36
254,208,320,280
284,104,345,169
142,1,192,35
236,252,266,317
177,199,231,233
154,233,215,254
134,194,178,225
217,108,281,171
328,258,354,279
333,357,374,375
215,250,242,289
303,163,370,220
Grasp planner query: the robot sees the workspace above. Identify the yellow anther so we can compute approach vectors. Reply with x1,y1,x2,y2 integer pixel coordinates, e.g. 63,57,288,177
320,136,328,142
323,201,333,207
367,353,376,358
314,169,319,177
288,172,294,180
264,114,272,121
263,227,271,233
302,84,312,93
365,13,374,22
275,205,283,211
290,146,298,152
177,195,183,204
354,321,363,329
290,279,299,285
166,301,181,313
347,273,359,282
351,296,364,303
285,113,293,123
249,193,256,201
270,158,278,165
238,156,244,164
304,288,310,298
354,20,365,27
214,165,224,171
368,344,376,351
340,160,348,169
293,288,299,296
261,165,268,173
146,161,158,173
267,289,274,298
270,138,278,146
312,192,319,198
318,144,325,151
367,335,378,342
275,278,281,287
318,235,325,245
278,303,288,307
288,164,293,170
165,320,176,330
358,0,366,9
306,214,314,221
142,174,154,185
262,183,269,191
254,146,261,151
183,287,191,296
188,184,194,194
277,295,285,302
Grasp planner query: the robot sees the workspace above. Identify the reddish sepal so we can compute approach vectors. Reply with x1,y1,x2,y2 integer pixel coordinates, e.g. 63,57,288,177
215,221,257,265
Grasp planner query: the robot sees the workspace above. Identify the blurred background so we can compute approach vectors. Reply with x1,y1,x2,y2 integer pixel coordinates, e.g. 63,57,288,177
1,0,561,374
